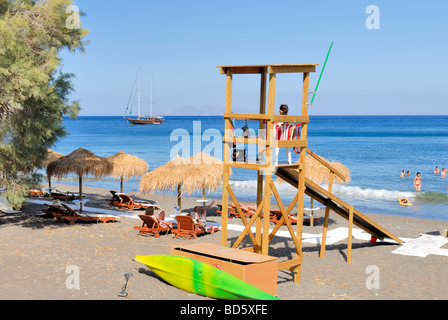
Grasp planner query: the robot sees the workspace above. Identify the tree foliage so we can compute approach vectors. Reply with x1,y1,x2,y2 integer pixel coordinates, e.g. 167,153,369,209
0,0,89,208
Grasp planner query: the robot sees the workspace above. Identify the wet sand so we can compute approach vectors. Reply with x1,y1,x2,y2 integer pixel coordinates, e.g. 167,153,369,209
0,183,447,301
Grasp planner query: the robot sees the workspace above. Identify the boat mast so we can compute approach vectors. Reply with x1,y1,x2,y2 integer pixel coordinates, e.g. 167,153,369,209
138,67,141,119
149,74,153,118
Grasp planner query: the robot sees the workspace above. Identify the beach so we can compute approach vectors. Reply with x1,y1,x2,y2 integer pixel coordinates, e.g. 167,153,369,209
0,183,447,301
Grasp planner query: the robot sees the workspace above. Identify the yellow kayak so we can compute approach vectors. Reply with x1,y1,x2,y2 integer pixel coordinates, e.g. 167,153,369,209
134,255,280,300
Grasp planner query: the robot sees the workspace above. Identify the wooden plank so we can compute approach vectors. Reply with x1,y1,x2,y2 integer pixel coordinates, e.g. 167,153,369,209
218,64,318,75
225,161,268,170
224,113,309,123
269,180,302,251
223,137,308,148
347,205,354,264
293,72,310,284
262,175,272,255
223,136,270,146
277,257,303,271
256,69,267,253
320,172,334,258
269,65,317,74
219,66,266,75
230,196,266,250
227,184,259,245
271,115,309,123
223,113,273,121
268,193,298,242
276,140,308,148
221,69,233,247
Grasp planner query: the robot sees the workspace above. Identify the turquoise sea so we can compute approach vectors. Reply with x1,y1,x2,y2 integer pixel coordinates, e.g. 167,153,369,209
50,116,448,221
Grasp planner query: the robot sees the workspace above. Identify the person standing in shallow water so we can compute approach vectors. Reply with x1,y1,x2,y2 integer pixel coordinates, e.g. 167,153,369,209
413,172,422,191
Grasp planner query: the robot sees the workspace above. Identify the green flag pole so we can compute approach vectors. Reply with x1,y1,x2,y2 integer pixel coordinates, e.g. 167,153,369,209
310,41,334,105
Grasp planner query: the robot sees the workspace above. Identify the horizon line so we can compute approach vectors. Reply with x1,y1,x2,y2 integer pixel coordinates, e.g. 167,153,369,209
67,114,448,117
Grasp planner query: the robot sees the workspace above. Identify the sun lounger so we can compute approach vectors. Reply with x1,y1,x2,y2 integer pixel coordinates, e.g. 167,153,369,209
29,188,49,198
42,200,70,220
269,210,298,225
134,214,173,238
106,191,156,211
50,190,84,201
216,203,254,219
172,215,219,239
60,204,118,225
193,201,214,221
269,210,320,226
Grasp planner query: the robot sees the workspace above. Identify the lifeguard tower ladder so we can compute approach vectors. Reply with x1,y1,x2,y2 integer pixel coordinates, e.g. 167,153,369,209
218,64,402,284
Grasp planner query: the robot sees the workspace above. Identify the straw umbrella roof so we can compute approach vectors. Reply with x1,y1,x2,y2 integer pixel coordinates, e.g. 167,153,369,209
107,151,149,181
47,148,113,179
277,154,351,185
42,149,64,167
139,153,226,195
46,148,113,211
304,154,351,185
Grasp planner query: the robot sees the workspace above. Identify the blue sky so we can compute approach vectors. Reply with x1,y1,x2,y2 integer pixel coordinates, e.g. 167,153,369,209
61,0,448,116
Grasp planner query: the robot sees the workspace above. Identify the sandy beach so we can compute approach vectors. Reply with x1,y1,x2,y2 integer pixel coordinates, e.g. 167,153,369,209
0,183,447,301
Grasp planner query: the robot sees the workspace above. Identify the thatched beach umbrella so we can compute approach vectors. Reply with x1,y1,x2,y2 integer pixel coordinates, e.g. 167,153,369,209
139,153,227,213
107,151,149,193
43,149,64,189
187,152,229,200
47,148,113,211
304,154,351,185
276,154,351,186
43,149,64,167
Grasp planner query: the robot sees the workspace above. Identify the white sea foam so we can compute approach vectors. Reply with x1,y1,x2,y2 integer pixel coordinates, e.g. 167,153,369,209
228,180,416,200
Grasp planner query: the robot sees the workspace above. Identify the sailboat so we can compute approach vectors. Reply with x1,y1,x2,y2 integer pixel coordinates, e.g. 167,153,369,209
125,68,165,125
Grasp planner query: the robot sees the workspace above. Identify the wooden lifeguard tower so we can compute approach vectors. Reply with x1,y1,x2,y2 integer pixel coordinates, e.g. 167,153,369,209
218,64,402,284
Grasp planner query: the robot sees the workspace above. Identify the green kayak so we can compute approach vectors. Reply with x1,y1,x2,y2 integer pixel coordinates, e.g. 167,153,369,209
134,255,281,300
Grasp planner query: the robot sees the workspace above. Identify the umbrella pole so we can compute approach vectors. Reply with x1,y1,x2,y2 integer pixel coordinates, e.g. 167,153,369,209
202,186,205,200
177,183,182,213
79,175,83,212
120,175,124,193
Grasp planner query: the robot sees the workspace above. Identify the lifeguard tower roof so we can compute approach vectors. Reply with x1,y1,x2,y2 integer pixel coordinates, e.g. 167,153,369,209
218,64,319,75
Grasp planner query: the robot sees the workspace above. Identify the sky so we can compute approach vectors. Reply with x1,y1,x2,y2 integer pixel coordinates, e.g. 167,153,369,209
60,0,448,116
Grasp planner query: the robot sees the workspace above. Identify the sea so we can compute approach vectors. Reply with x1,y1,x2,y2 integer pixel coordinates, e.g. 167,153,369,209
49,115,448,222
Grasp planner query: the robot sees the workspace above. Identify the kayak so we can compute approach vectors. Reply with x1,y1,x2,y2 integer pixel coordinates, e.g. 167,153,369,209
398,198,413,206
134,255,281,300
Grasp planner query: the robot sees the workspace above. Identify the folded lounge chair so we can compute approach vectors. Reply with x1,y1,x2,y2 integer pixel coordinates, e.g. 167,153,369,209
134,214,173,238
172,215,219,239
60,204,118,225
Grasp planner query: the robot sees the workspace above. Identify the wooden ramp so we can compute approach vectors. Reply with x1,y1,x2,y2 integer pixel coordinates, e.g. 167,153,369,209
276,167,403,244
